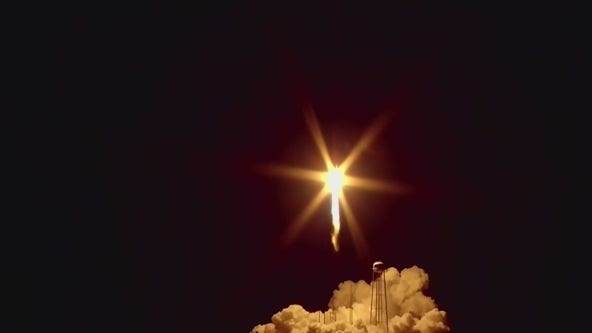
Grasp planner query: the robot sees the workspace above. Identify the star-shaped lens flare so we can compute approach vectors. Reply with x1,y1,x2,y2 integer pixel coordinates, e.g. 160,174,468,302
263,108,404,257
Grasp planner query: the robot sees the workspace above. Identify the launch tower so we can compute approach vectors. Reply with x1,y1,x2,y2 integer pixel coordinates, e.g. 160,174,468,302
369,261,388,332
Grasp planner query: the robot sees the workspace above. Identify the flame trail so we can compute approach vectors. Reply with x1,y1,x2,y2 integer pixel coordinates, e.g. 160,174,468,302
330,189,340,252
327,166,344,252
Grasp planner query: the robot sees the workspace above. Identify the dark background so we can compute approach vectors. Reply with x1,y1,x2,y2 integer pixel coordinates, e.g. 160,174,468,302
25,2,575,333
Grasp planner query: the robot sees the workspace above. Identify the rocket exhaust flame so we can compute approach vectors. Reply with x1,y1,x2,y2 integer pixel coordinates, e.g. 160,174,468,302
330,190,340,252
327,166,344,252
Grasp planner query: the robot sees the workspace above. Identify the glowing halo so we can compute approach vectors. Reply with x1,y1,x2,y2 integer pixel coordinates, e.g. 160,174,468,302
263,108,404,256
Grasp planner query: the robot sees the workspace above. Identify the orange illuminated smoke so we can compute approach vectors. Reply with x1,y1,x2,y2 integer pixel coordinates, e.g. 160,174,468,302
264,108,404,256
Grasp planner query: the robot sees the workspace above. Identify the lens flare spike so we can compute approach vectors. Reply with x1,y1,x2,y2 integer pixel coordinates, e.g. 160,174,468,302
340,194,370,261
340,112,393,172
304,107,333,170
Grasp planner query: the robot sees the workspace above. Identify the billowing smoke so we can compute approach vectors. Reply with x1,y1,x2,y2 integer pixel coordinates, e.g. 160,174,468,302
251,266,449,333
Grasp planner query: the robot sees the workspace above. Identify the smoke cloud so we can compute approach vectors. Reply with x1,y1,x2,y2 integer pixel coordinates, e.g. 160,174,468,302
250,266,449,333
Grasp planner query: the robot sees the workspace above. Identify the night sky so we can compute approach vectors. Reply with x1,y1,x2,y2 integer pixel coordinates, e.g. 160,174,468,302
27,3,569,333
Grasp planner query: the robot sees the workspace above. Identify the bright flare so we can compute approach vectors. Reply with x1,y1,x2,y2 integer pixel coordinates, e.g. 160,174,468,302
326,166,344,252
262,109,403,257
326,166,345,193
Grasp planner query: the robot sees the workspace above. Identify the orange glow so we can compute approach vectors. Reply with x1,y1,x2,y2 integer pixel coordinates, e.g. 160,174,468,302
344,175,404,193
264,164,326,183
264,109,402,255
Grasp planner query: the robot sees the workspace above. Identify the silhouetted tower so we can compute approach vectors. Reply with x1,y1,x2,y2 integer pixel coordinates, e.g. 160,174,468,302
370,261,389,332
349,283,354,324
323,309,336,323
